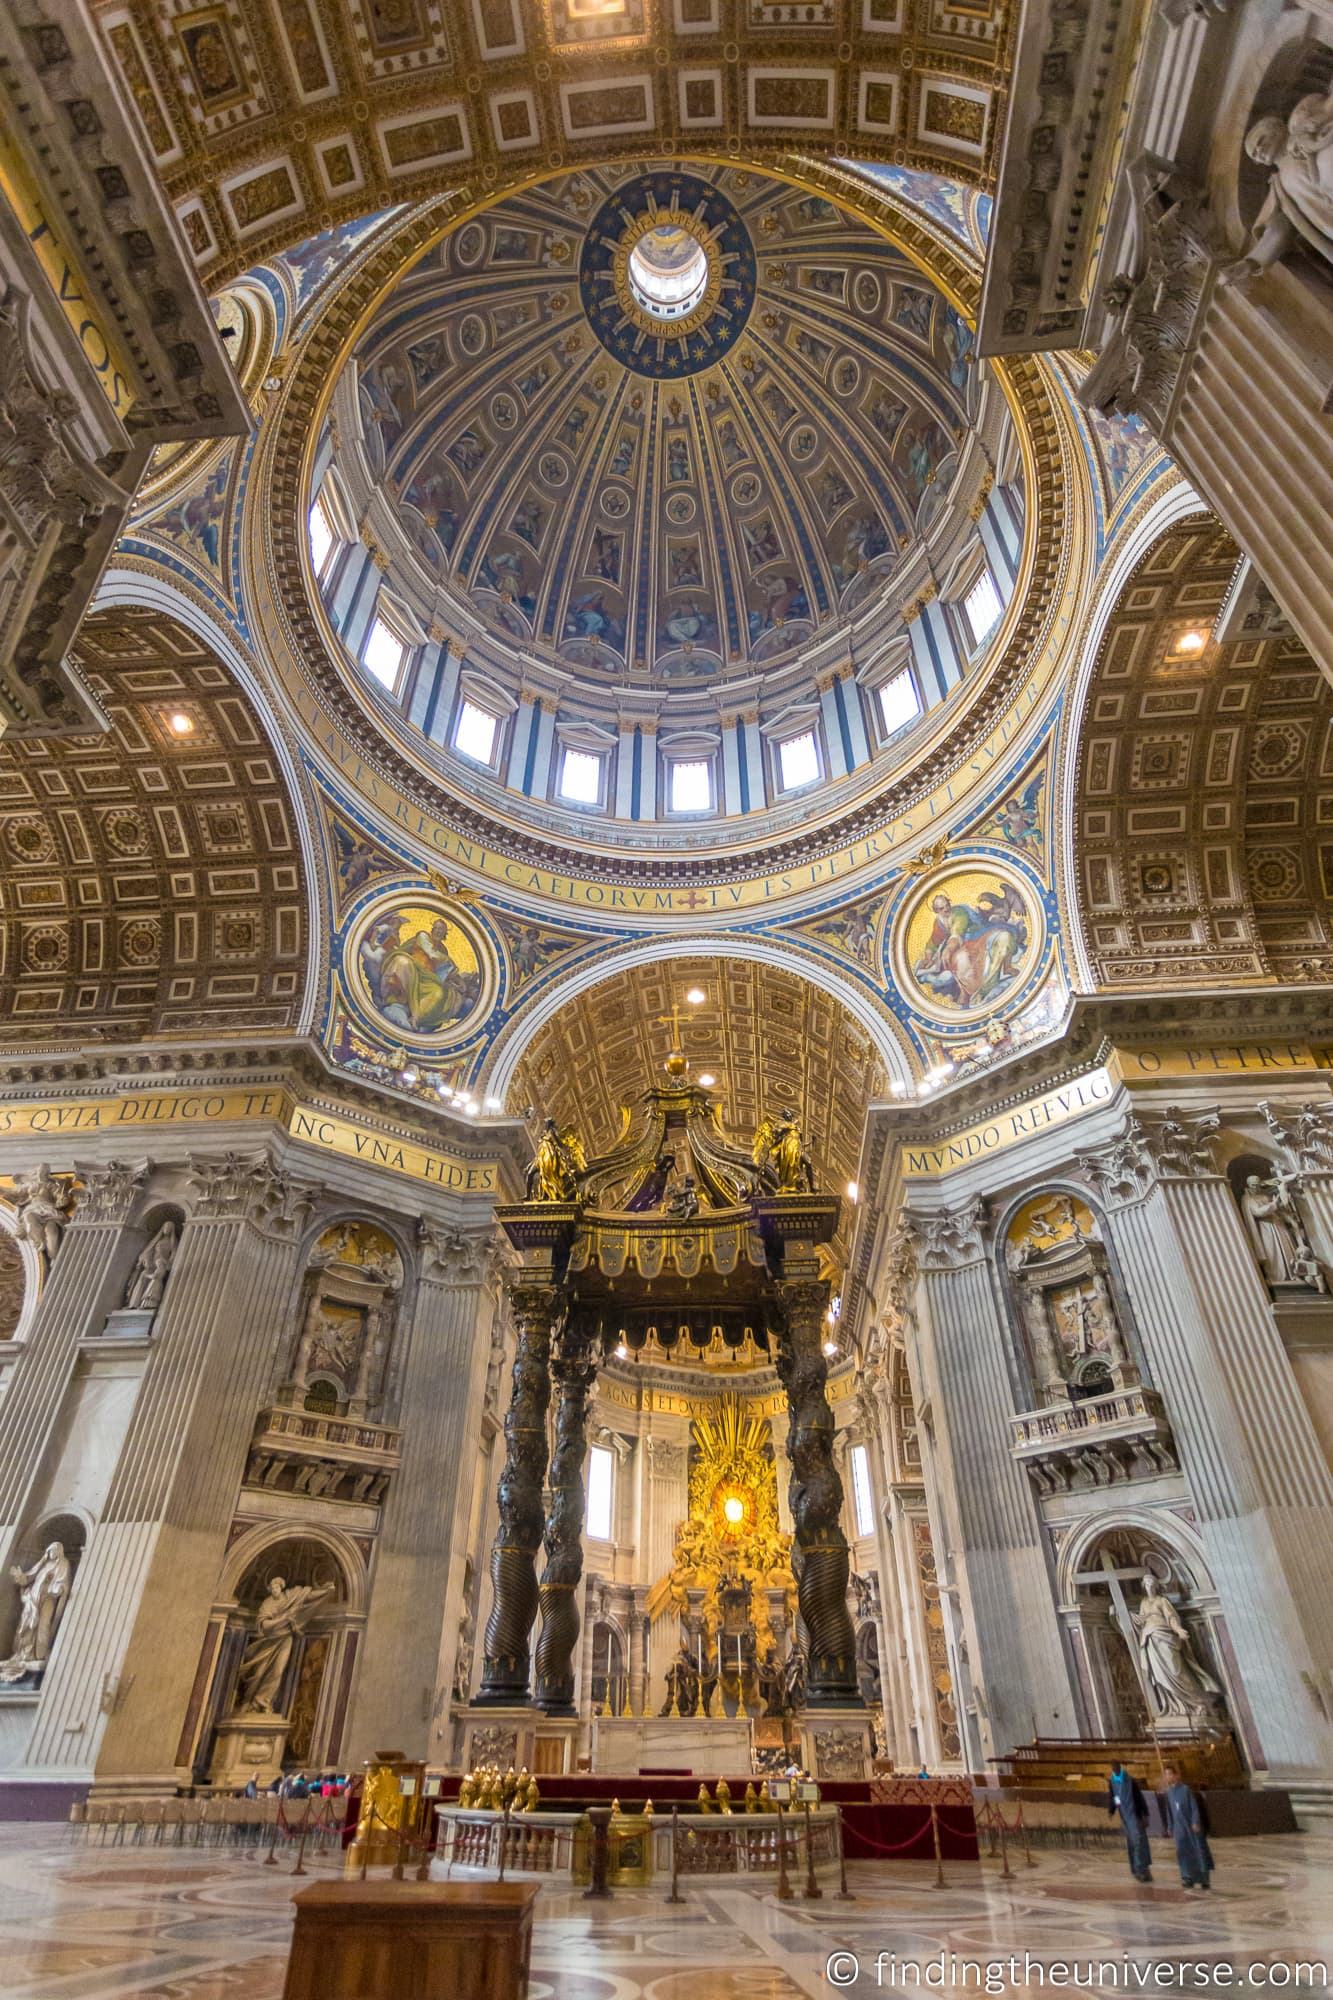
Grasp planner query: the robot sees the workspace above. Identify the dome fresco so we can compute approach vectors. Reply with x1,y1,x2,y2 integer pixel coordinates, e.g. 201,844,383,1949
343,161,985,689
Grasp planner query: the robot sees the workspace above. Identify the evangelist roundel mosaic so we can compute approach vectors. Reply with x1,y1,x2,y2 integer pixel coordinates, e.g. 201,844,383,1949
579,170,757,379
894,864,1043,1020
348,896,495,1046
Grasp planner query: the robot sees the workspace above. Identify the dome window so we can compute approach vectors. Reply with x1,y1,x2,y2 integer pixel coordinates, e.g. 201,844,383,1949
669,758,713,814
309,494,339,582
777,729,820,793
878,668,922,738
362,613,408,693
963,568,1004,651
850,1442,875,1539
455,699,499,765
558,746,604,806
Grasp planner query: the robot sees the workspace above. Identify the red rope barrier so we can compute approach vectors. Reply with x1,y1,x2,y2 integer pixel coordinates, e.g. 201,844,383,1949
838,1817,936,1856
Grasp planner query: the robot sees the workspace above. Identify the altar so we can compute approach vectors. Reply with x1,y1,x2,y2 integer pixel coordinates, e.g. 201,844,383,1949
592,1716,752,1778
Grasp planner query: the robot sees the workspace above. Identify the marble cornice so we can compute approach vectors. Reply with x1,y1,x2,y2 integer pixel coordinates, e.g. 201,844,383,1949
0,1033,529,1191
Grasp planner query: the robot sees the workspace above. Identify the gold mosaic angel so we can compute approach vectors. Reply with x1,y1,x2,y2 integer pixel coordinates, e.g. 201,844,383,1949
525,1118,587,1202
752,1106,815,1193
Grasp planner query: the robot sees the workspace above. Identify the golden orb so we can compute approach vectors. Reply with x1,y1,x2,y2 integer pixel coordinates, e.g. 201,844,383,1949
664,1046,688,1078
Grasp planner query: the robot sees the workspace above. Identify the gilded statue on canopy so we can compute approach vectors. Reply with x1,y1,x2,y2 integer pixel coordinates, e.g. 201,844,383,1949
525,1118,587,1202
752,1107,815,1194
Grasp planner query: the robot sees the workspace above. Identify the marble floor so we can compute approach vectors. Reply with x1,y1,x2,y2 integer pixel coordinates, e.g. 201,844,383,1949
0,1826,1330,2000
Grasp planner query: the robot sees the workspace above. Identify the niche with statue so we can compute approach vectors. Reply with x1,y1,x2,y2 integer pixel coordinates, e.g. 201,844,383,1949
281,1220,404,1419
1003,1191,1137,1404
101,1206,183,1339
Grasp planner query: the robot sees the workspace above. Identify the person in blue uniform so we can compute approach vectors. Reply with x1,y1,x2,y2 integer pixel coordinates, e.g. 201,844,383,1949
1160,1763,1214,1891
1106,1760,1152,1881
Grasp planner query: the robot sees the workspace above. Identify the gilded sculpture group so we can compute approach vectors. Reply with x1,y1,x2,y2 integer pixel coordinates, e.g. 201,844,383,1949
524,1104,816,1205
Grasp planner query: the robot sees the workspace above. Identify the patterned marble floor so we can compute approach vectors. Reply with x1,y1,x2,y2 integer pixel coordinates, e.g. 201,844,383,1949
0,1826,1330,2000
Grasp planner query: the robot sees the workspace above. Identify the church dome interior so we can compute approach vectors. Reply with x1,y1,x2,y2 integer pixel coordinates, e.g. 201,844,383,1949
3,1,1333,1953
306,160,1023,847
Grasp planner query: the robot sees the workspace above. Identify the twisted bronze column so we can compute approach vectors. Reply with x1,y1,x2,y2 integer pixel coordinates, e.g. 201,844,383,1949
533,1327,597,1714
475,1282,557,1705
775,1278,861,1707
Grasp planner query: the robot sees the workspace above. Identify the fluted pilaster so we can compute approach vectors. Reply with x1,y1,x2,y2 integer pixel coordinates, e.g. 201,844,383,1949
0,1163,148,1550
902,1198,1071,1750
1083,1116,1333,1780
26,1156,315,1780
346,1222,492,1762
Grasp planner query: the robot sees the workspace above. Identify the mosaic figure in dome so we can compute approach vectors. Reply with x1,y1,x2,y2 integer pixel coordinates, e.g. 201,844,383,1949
359,908,481,1035
911,879,1030,1009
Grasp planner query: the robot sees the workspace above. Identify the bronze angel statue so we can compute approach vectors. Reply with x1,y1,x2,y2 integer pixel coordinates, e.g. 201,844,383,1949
752,1106,815,1194
525,1118,587,1203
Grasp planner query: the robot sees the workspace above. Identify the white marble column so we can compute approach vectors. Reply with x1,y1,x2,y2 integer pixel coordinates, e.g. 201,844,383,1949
27,1155,316,1784
345,1222,492,1763
1080,1112,1333,1784
902,1199,1072,1753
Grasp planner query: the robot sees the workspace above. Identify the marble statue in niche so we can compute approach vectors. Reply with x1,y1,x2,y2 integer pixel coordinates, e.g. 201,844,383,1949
1227,85,1333,284
0,1540,72,1684
1238,1168,1326,1294
233,1574,336,1716
1005,1193,1134,1402
124,1219,178,1316
1134,1573,1225,1723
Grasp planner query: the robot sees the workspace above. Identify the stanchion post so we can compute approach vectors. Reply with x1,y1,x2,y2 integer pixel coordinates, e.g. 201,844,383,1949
416,1804,432,1881
498,1799,510,1884
666,1806,685,1904
290,1799,312,1877
775,1803,795,1902
263,1802,282,1868
835,1805,854,1901
801,1800,823,1900
929,1803,946,1890
997,1806,1012,1880
1019,1806,1035,1869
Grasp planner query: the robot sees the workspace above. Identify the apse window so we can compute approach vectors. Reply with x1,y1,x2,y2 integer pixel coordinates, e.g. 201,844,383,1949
669,758,713,813
879,668,922,737
628,224,709,321
962,568,1004,650
454,699,499,765
586,1443,614,1541
558,747,604,806
308,495,339,580
777,729,820,793
362,615,407,692
850,1442,875,1539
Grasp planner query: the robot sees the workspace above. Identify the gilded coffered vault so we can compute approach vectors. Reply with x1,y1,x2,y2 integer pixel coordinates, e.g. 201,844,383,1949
90,0,1011,284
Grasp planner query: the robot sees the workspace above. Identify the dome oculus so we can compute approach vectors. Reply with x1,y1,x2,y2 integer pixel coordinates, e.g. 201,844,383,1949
629,225,710,320
581,170,755,376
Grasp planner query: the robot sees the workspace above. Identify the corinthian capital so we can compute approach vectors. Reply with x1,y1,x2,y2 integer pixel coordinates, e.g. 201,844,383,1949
1076,1125,1154,1205
1260,1099,1333,1173
1137,1107,1221,1179
72,1159,148,1225
188,1152,318,1227
417,1216,490,1285
902,1197,988,1271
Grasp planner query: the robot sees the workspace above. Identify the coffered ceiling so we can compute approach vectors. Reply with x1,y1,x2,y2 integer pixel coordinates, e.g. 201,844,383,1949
1074,521,1333,988
89,0,1010,281
508,952,889,1263
0,608,310,1042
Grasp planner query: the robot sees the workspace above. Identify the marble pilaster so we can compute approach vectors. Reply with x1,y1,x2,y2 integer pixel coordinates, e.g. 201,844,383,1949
0,1163,148,1559
1081,1113,1333,1781
902,1198,1072,1752
24,1155,316,1783
348,1222,492,1762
